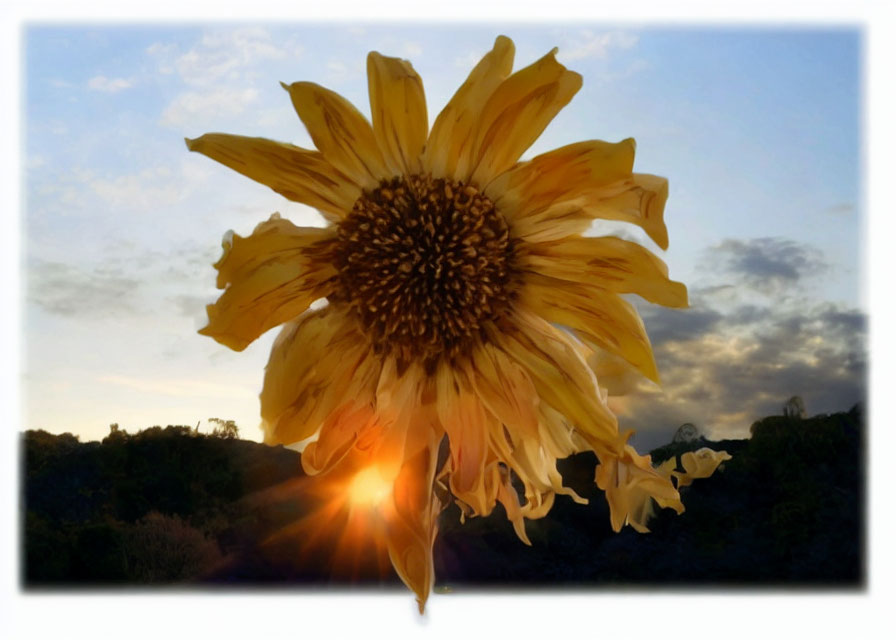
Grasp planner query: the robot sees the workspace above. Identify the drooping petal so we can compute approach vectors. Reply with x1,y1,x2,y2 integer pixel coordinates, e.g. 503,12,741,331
435,362,492,515
496,310,621,456
508,173,670,248
423,36,515,181
468,341,540,442
184,134,360,222
260,306,376,446
199,214,338,351
519,235,688,308
367,52,428,176
382,427,443,614
516,272,661,383
281,81,389,188
468,49,582,186
676,448,732,488
595,439,684,533
484,138,635,213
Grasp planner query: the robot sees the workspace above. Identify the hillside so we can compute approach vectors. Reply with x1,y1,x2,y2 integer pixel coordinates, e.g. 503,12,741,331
23,405,864,588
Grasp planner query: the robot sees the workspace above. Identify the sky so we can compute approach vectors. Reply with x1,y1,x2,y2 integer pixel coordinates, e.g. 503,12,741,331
21,23,865,449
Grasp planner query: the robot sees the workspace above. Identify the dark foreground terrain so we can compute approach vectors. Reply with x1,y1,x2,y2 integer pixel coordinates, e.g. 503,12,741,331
23,405,864,590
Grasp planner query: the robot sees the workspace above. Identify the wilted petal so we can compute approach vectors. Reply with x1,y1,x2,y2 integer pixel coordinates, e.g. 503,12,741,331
184,134,359,222
676,448,732,487
423,36,515,181
520,235,688,308
260,307,376,445
282,81,390,188
468,49,582,186
517,273,661,383
367,52,428,176
199,214,337,351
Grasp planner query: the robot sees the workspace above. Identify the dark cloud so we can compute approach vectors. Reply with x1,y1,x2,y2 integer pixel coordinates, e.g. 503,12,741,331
27,260,141,317
707,237,827,293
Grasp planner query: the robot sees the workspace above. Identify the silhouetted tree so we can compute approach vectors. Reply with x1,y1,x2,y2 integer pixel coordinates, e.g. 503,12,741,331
208,418,239,440
783,395,807,419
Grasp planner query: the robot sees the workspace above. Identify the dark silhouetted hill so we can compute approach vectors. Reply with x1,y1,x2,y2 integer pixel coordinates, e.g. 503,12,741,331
23,405,863,589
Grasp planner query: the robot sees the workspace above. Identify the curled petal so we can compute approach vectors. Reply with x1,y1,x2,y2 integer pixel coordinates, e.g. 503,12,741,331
199,215,337,351
595,440,684,533
424,35,515,181
519,235,688,308
485,138,635,213
367,52,428,176
676,448,732,487
184,134,359,222
282,81,389,188
509,173,670,247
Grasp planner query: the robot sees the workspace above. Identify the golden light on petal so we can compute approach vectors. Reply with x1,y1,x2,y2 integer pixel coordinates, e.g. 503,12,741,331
188,34,728,611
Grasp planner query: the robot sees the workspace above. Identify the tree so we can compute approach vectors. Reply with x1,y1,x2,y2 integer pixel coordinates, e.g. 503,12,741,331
208,418,239,439
783,396,807,419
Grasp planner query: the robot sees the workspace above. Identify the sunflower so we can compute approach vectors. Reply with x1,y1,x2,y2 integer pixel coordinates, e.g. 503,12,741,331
187,35,692,611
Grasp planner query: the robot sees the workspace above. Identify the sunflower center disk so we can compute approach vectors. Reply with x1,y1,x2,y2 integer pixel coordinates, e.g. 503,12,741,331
334,174,514,364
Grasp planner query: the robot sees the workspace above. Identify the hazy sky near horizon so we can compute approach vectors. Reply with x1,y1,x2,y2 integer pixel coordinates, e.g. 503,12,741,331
22,24,864,449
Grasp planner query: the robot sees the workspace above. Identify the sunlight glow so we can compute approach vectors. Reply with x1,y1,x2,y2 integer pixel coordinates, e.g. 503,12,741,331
348,467,391,509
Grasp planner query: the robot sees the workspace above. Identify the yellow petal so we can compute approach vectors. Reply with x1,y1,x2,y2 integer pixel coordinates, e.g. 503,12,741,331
260,306,376,445
382,428,443,613
301,401,378,476
595,442,683,533
367,52,428,176
496,309,621,456
469,49,582,186
435,362,492,516
509,173,670,248
469,341,540,442
281,81,389,188
423,35,515,181
585,346,650,396
484,138,635,213
184,134,359,222
199,214,337,351
676,448,732,488
517,272,661,383
520,235,688,308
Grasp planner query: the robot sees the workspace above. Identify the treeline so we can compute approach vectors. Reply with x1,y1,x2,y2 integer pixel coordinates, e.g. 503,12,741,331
22,405,864,588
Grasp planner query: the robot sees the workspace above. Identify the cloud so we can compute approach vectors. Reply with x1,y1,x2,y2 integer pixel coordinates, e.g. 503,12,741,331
160,87,259,128
27,260,141,317
150,27,303,87
561,30,639,61
619,298,866,449
87,75,135,93
706,237,828,294
824,202,855,216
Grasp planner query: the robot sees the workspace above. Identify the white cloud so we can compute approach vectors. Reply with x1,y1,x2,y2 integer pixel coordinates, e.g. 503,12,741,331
160,87,259,128
561,30,639,61
152,27,303,87
87,75,135,93
89,166,186,210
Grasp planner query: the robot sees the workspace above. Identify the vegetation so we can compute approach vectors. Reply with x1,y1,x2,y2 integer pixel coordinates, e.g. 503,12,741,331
22,404,864,588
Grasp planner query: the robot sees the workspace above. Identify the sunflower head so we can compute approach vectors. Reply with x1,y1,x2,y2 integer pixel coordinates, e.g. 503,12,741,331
187,35,724,612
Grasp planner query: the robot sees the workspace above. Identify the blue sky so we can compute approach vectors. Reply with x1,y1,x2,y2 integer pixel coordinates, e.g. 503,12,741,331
21,24,864,447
